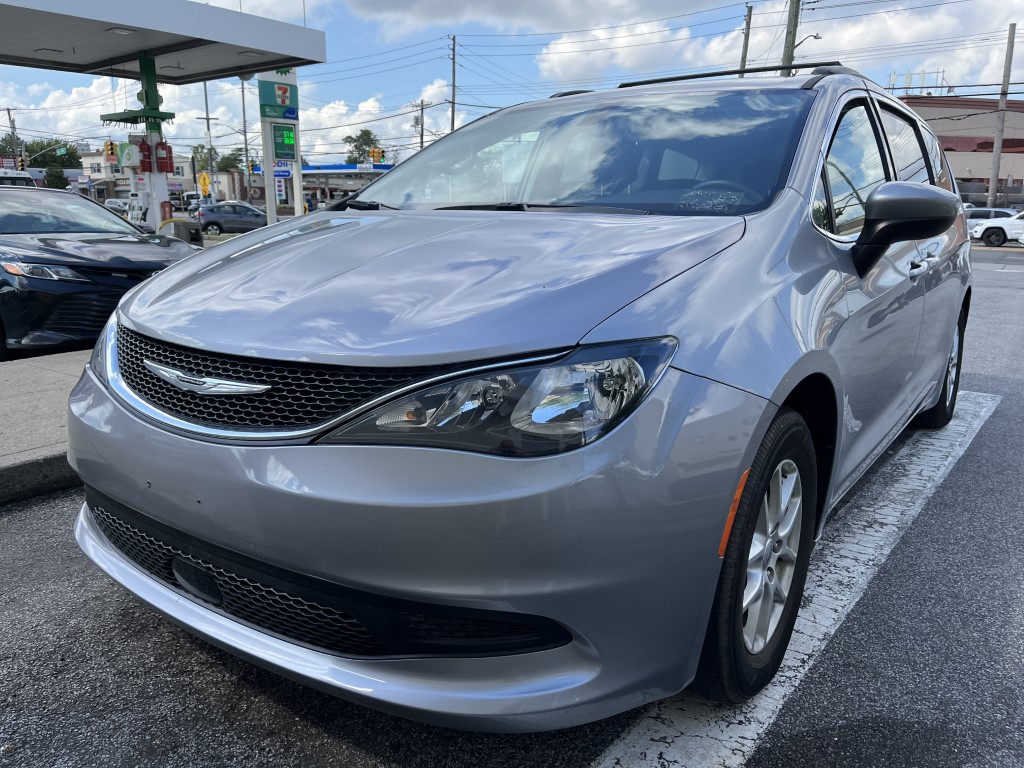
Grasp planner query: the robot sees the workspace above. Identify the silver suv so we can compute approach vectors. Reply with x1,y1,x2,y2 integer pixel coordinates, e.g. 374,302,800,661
69,64,969,732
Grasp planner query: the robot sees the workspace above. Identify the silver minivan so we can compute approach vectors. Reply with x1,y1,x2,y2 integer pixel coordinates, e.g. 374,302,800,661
69,65,969,732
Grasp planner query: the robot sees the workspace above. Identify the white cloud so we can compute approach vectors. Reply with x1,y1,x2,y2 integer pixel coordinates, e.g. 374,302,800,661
343,0,727,39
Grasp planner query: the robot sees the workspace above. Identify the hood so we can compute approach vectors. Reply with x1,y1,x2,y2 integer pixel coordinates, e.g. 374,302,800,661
0,232,194,269
122,210,744,366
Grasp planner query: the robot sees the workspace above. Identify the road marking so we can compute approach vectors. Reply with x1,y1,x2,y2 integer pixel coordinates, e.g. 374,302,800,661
596,390,1000,768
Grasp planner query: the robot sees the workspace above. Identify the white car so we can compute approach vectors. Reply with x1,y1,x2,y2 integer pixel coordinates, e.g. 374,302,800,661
103,199,129,215
970,210,1023,246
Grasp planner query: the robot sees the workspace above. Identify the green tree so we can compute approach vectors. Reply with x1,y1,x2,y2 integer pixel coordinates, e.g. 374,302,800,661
43,165,68,189
192,143,219,173
343,129,381,164
25,139,81,169
1,134,81,168
216,147,245,172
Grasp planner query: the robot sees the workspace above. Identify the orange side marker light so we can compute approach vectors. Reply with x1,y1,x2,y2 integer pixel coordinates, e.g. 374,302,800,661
718,468,750,557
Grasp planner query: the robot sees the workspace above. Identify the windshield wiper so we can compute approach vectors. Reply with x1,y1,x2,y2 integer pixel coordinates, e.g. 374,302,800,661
335,199,397,211
434,202,650,215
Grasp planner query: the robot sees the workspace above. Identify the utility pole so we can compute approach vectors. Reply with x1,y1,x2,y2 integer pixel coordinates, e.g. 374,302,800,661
450,35,457,133
419,100,426,149
987,23,1016,208
779,0,801,76
6,107,26,168
201,81,219,202
240,75,252,203
738,4,753,77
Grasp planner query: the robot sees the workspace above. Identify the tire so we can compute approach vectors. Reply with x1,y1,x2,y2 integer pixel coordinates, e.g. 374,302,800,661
694,407,817,704
913,309,966,429
982,229,1006,247
203,223,222,236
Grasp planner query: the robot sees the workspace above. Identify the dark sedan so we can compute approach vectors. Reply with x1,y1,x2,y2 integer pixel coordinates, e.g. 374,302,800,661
196,202,267,235
0,187,195,359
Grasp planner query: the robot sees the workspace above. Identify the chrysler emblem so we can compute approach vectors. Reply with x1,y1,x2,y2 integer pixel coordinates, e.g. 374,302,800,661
143,360,272,395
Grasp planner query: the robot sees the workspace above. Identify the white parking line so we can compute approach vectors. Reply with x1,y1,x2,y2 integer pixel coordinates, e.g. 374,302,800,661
596,390,1001,768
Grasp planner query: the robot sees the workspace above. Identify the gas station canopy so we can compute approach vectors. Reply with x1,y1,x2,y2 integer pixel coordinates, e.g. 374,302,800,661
0,0,326,85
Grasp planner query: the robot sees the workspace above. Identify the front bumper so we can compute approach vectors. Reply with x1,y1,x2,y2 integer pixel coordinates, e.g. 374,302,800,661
1,276,133,350
69,363,772,731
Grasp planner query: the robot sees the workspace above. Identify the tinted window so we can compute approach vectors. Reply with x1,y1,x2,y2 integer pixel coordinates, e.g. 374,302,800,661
879,108,929,184
0,191,139,235
919,129,954,192
824,102,888,237
967,211,990,220
354,89,815,216
994,211,1012,218
811,171,831,231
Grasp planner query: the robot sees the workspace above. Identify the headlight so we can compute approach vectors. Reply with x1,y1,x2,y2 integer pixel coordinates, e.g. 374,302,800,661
0,261,89,282
89,314,117,387
321,338,677,457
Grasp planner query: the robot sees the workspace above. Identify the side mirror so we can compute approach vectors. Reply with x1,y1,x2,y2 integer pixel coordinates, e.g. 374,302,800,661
851,181,960,278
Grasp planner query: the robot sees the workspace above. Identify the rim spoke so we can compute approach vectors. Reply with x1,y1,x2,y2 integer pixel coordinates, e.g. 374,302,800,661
748,531,768,566
743,569,764,613
767,468,783,533
754,581,774,647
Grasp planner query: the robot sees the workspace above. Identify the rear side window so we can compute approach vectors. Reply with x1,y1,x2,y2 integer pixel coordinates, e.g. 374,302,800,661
823,102,888,237
919,129,954,192
878,108,930,184
994,211,1012,218
968,211,991,220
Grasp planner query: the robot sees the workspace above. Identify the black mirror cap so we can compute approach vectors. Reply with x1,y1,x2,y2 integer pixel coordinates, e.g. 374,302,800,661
851,181,961,278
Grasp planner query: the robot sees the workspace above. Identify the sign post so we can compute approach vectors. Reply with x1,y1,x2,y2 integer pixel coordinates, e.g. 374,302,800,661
257,68,302,223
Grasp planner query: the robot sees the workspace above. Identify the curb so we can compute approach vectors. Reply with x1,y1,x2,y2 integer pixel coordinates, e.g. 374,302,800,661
0,452,81,506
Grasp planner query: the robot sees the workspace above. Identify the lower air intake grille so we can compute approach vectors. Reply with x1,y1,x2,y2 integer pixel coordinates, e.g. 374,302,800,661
87,490,570,658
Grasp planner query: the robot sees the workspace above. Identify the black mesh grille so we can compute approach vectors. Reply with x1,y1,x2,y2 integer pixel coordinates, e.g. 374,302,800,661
91,505,383,655
116,324,458,431
87,494,571,658
42,294,120,337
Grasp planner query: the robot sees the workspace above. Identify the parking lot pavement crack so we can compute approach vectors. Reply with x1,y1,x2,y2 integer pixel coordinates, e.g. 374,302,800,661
593,391,1001,768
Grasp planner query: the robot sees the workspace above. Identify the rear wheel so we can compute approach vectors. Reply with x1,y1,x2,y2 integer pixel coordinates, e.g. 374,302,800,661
914,309,965,429
694,407,817,703
982,229,1006,247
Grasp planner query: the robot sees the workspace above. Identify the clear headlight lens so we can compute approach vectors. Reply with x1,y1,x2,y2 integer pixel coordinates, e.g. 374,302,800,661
89,314,117,387
0,261,89,282
321,338,676,457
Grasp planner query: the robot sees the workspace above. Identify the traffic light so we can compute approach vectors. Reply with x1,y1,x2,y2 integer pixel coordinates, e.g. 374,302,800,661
247,160,254,174
16,156,24,171
368,147,384,162
103,140,116,157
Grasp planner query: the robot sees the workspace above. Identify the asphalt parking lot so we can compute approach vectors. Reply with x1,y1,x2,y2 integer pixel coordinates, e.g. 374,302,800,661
1,246,1023,767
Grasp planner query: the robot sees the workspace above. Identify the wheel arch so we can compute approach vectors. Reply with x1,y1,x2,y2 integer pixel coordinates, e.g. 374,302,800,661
769,363,841,536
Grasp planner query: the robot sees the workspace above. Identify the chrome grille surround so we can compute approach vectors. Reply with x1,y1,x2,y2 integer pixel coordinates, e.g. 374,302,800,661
114,323,459,433
103,318,568,441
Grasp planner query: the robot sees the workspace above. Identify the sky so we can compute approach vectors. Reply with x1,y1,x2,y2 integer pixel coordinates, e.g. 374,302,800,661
0,0,1021,165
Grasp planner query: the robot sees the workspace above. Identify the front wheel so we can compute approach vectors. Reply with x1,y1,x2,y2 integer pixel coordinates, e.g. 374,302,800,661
203,223,222,236
913,309,965,429
694,407,817,704
982,229,1006,247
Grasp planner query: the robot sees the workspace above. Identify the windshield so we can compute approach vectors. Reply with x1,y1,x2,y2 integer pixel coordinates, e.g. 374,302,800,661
0,191,140,235
355,89,814,216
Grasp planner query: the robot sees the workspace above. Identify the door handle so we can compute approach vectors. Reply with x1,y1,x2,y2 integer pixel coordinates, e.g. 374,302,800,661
908,257,938,278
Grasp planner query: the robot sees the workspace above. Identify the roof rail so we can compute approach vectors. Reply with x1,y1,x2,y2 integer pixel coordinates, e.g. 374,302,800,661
618,61,844,88
549,90,593,98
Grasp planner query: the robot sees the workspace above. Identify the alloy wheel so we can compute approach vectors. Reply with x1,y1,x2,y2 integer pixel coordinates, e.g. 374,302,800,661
743,459,803,654
946,323,961,407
